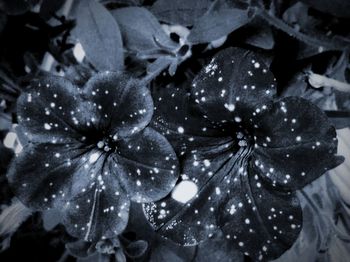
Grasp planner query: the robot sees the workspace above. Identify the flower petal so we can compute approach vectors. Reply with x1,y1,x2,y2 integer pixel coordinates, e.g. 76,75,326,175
151,82,230,155
191,47,276,124
61,163,130,242
144,145,302,261
143,142,235,246
7,143,90,210
219,162,302,261
113,127,179,203
82,72,153,138
251,97,344,190
17,76,90,144
7,143,130,241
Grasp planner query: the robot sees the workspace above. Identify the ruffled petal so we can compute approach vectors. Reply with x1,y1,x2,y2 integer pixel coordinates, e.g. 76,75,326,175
191,47,276,124
151,81,231,155
7,143,130,241
61,160,130,242
144,146,302,261
220,160,302,261
7,143,91,210
251,97,344,190
82,72,153,138
113,127,179,203
17,76,90,143
144,141,236,246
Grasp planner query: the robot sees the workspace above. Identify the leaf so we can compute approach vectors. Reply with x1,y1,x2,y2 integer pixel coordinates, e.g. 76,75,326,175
300,0,350,18
243,20,274,50
0,142,14,175
188,1,251,44
75,0,123,71
125,240,148,258
0,111,12,131
325,111,350,129
124,203,196,261
0,0,38,15
111,7,177,56
281,72,338,111
42,208,62,231
39,0,65,20
66,240,95,258
193,232,245,262
0,199,32,251
274,174,350,262
150,0,211,26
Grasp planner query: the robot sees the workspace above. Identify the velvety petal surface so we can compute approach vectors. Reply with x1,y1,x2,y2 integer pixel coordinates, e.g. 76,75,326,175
82,72,153,138
17,76,89,143
10,72,179,242
144,145,302,261
151,81,231,155
61,158,130,242
191,47,276,125
7,143,130,241
146,85,303,260
251,97,344,191
113,127,179,203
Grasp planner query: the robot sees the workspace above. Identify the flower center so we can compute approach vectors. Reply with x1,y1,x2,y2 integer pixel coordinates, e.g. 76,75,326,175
96,134,118,152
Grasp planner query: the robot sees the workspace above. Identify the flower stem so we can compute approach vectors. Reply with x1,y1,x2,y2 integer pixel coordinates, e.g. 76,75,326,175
308,72,350,93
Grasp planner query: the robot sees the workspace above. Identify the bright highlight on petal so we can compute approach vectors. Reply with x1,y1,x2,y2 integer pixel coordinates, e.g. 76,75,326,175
171,180,198,203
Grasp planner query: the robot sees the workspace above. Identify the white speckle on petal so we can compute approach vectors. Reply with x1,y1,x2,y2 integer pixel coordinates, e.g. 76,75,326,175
224,103,235,111
177,126,185,134
171,180,198,204
89,152,100,163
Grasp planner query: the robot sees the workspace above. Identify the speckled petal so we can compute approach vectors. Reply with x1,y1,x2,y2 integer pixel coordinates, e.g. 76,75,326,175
151,82,229,155
7,143,91,210
251,97,344,190
7,143,130,241
191,47,276,125
82,72,153,138
17,76,90,143
143,140,236,246
220,160,302,261
62,159,130,242
144,146,302,261
113,127,179,203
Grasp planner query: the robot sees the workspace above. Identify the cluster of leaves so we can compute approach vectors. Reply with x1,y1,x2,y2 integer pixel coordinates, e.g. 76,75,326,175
0,0,350,261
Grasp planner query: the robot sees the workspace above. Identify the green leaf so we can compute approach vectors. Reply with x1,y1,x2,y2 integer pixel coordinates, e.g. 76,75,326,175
111,7,177,56
188,1,251,44
75,0,124,71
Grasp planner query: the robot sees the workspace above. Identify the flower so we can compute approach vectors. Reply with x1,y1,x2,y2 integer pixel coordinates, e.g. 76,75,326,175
7,71,179,241
144,48,344,261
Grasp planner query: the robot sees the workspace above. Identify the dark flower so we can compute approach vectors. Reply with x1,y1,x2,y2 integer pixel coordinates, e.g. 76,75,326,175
7,71,179,241
144,48,344,261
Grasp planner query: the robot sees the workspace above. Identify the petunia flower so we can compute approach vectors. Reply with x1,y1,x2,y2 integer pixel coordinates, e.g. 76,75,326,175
7,71,179,242
144,48,344,261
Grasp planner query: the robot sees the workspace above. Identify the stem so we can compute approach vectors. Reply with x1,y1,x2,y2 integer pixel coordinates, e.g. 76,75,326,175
308,72,350,93
139,57,172,86
256,8,349,51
